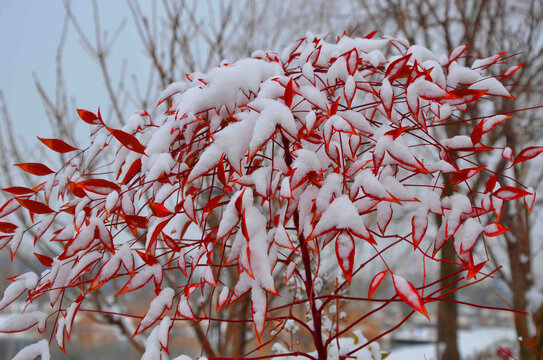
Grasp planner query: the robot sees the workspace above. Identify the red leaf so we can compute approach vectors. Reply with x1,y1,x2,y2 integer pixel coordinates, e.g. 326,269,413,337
68,181,86,198
385,53,412,81
335,232,355,284
412,211,428,249
37,137,78,153
467,261,487,279
16,198,55,214
471,121,484,145
524,190,536,213
449,88,488,104
485,175,497,193
121,158,142,185
149,202,173,217
241,210,250,241
511,146,543,167
368,270,387,299
34,253,54,267
344,49,360,75
492,186,532,200
217,157,227,187
2,186,36,195
450,165,486,185
107,128,147,155
202,195,224,223
501,63,525,80
329,97,340,115
448,44,469,63
284,78,294,108
14,163,54,176
364,30,378,39
89,260,122,291
0,222,17,234
162,232,180,252
77,109,103,125
78,179,121,195
483,222,509,237
385,126,410,140
392,274,428,318
0,198,22,218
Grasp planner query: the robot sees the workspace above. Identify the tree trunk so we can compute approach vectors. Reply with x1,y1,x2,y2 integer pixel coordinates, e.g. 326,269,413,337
437,237,460,360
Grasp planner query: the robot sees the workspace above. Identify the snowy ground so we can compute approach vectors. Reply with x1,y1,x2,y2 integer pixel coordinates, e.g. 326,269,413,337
387,327,515,359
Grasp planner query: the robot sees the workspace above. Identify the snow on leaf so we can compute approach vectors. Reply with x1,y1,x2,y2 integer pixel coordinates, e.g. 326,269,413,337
392,274,428,318
0,311,47,333
249,98,297,154
380,77,394,117
177,295,195,320
524,187,536,213
412,208,428,249
492,186,532,200
312,195,372,242
11,339,50,360
0,272,38,310
251,283,268,342
368,270,387,299
335,232,355,283
117,263,162,296
135,287,175,335
454,218,483,254
511,146,543,167
469,77,512,98
483,222,509,237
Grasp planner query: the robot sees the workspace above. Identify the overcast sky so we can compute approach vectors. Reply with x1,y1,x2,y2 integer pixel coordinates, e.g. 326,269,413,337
0,0,150,141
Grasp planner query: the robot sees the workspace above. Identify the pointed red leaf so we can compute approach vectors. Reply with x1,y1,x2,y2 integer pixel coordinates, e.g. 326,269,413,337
121,158,142,185
0,222,17,234
78,179,121,195
2,186,36,195
34,253,54,267
524,190,536,213
37,137,78,153
483,222,509,237
284,78,294,108
149,202,173,217
107,127,147,155
448,44,469,63
368,270,387,299
77,109,103,125
412,211,428,249
217,157,227,187
0,199,21,218
385,53,412,81
16,198,55,214
501,63,525,80
329,97,340,115
392,274,428,318
485,175,498,193
335,232,355,284
450,165,486,185
364,30,379,39
467,261,487,279
471,121,484,145
14,163,54,176
511,146,543,167
492,186,532,200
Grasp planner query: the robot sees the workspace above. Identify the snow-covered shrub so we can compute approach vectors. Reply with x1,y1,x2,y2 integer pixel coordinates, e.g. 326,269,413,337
0,32,537,359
